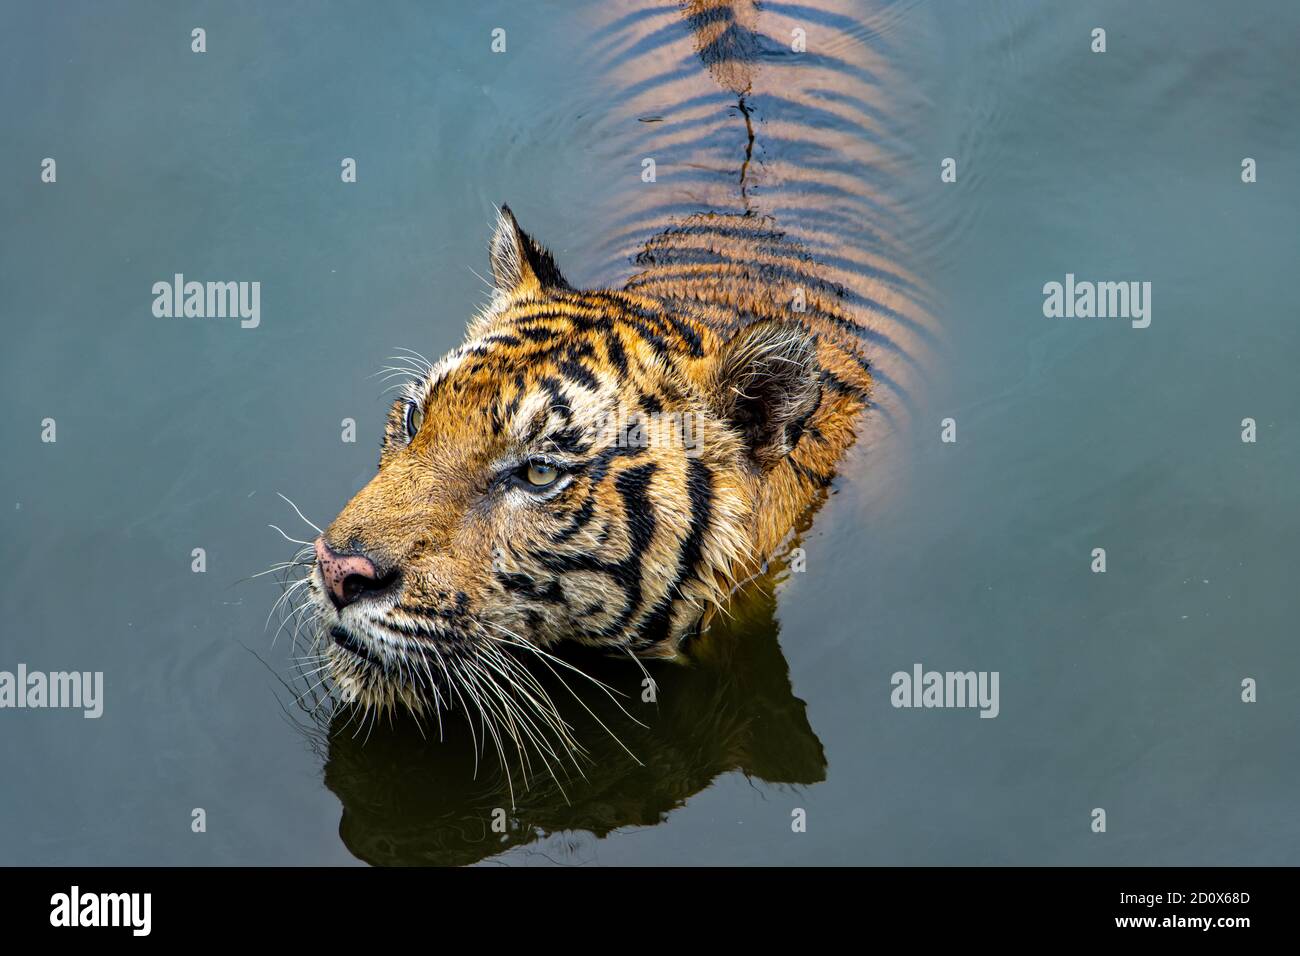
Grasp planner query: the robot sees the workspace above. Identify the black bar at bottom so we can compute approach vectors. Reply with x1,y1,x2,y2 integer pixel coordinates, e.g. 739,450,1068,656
0,866,1285,940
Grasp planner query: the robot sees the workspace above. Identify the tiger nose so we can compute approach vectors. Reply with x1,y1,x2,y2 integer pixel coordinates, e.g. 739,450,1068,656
314,536,395,610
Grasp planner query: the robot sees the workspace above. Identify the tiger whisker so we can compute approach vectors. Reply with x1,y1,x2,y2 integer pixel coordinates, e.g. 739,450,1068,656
411,651,448,741
481,622,644,764
267,524,314,547
247,557,312,579
270,594,315,649
391,346,434,373
461,660,537,785
275,492,324,535
264,574,312,631
482,621,633,707
470,647,584,776
479,640,587,763
452,656,517,805
431,646,484,782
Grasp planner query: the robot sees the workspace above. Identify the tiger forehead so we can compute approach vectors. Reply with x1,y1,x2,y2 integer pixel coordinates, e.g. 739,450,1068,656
419,341,621,446
415,292,712,450
502,380,613,448
449,293,706,382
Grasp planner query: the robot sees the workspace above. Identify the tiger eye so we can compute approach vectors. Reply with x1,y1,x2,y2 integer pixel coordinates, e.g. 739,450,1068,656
526,462,559,487
406,403,424,440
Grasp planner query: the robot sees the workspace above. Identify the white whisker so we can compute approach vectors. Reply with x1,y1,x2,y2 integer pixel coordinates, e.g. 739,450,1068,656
276,492,324,535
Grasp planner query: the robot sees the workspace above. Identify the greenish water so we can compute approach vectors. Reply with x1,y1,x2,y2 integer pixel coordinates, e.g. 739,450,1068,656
1,0,1298,865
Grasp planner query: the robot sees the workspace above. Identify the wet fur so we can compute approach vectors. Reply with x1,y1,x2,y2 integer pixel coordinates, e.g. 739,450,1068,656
311,207,871,716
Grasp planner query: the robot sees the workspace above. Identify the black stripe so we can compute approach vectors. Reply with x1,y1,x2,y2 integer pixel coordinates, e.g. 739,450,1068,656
603,328,629,377
495,571,566,604
549,442,646,543
637,458,713,647
537,461,658,634
557,356,600,391
534,376,573,426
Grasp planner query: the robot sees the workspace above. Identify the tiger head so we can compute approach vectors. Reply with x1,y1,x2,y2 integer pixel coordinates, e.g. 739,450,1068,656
309,207,827,713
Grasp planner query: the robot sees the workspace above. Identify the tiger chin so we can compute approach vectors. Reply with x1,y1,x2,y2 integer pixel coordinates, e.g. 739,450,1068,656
305,205,871,719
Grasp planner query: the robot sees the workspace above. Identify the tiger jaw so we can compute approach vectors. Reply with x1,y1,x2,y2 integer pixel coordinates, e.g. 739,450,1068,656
309,568,496,709
324,620,462,713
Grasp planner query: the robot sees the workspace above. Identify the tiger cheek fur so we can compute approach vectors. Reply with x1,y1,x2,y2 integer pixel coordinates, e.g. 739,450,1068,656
311,205,867,712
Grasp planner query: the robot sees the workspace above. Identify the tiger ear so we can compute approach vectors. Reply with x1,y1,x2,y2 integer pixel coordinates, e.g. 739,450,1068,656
707,320,822,471
489,205,569,294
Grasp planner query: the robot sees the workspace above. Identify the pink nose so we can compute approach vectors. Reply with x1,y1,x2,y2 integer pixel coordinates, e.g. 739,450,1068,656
314,536,392,610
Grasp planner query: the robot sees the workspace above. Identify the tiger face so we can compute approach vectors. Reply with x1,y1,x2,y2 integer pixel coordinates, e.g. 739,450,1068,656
310,207,826,714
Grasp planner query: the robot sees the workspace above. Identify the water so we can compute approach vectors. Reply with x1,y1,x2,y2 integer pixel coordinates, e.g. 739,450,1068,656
2,0,1297,865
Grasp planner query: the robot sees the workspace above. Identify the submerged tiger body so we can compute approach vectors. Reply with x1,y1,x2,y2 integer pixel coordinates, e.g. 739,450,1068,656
304,0,932,719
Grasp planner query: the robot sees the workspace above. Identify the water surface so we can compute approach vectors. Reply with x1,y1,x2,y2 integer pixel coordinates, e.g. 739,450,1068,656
1,0,1297,865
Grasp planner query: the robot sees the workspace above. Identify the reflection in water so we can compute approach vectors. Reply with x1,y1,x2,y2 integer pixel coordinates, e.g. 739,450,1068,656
316,554,823,866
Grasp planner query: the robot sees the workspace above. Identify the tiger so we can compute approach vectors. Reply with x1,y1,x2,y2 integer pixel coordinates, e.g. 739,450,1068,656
300,0,935,733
